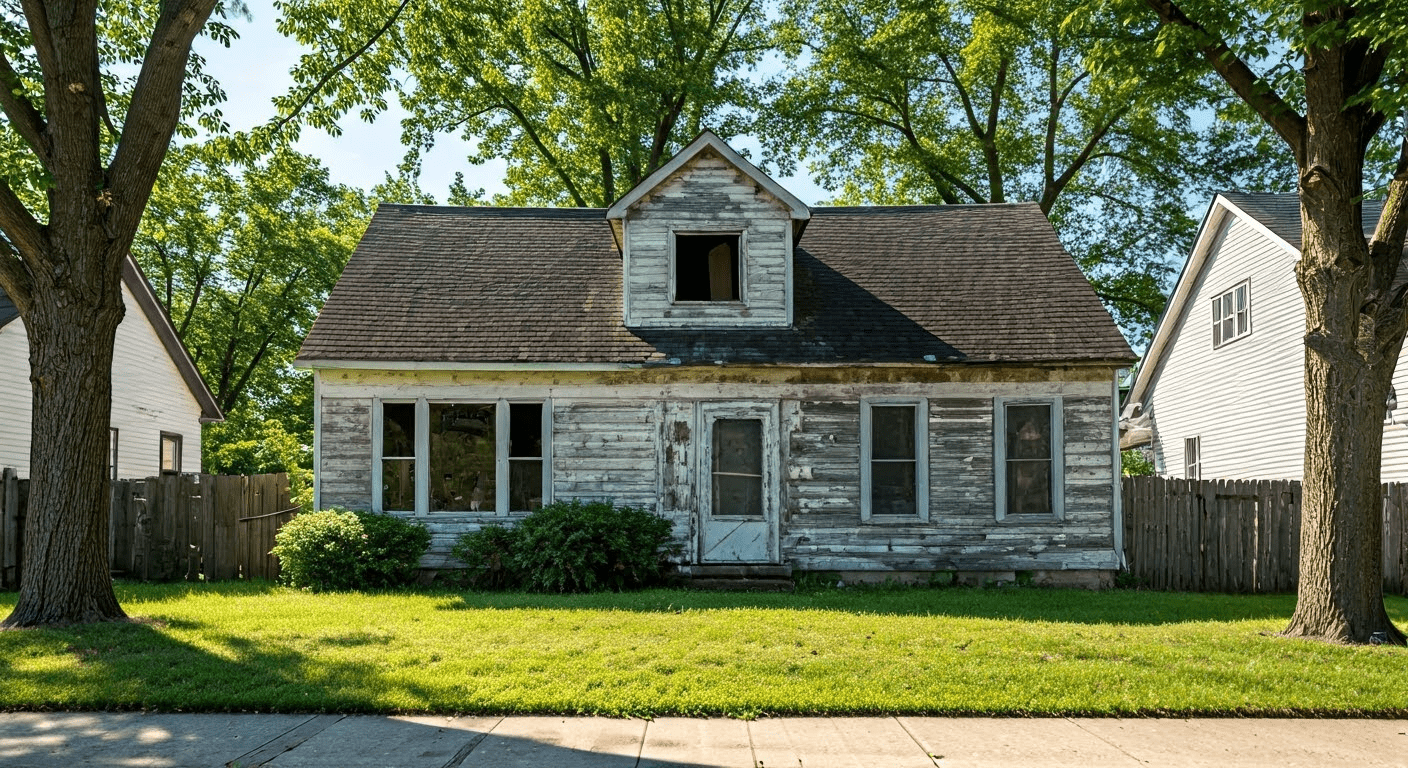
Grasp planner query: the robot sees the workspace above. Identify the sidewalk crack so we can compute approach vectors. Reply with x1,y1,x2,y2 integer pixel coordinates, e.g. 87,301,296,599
1065,717,1145,765
440,716,503,768
894,716,942,767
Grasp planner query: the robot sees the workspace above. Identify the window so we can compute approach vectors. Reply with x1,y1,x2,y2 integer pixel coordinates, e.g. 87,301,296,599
109,428,119,481
1212,280,1250,347
159,432,182,474
712,418,764,517
375,398,549,514
1185,437,1201,481
381,402,416,511
994,398,1063,520
861,400,929,520
674,233,741,301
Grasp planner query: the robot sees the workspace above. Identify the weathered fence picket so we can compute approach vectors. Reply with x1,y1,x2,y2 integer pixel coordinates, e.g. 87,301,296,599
1,470,295,590
1123,475,1408,594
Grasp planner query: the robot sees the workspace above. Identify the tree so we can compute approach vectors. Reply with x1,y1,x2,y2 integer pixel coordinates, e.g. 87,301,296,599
1127,0,1408,644
762,0,1294,342
0,1,235,626
273,0,770,207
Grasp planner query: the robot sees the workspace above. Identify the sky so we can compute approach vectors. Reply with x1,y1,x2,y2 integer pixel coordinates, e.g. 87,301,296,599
192,0,831,205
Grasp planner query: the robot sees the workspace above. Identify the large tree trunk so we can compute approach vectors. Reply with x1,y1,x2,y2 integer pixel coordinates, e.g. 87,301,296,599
2,268,128,627
1283,35,1406,645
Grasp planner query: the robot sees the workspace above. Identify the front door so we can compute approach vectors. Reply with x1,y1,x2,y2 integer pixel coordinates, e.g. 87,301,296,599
698,402,779,563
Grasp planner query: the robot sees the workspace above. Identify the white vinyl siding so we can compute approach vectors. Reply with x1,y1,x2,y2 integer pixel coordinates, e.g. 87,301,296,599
0,281,204,477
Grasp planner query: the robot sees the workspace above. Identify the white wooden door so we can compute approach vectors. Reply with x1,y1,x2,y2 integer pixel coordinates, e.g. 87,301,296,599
698,401,779,563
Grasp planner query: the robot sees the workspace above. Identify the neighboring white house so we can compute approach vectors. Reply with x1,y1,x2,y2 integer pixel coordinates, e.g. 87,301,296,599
0,257,223,478
1121,192,1408,481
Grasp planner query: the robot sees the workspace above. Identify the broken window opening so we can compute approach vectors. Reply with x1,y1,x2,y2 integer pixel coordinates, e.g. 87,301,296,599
675,233,741,302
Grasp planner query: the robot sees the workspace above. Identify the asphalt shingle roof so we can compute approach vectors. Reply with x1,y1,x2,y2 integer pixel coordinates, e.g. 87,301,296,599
0,286,18,329
297,203,1134,366
1221,191,1385,249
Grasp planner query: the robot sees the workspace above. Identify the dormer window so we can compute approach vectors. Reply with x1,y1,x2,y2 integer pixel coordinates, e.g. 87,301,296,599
674,233,740,302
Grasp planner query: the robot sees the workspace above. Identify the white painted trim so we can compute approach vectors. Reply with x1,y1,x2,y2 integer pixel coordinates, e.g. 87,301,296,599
994,396,1064,522
1209,277,1253,349
312,372,322,512
697,400,781,564
605,130,810,221
621,211,633,325
859,398,929,522
414,397,429,516
371,397,383,513
667,228,749,306
297,360,649,371
1111,375,1124,568
495,398,510,515
542,397,554,507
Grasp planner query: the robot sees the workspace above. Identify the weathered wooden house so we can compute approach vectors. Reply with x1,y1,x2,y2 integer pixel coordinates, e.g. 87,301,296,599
1,256,222,478
296,132,1135,585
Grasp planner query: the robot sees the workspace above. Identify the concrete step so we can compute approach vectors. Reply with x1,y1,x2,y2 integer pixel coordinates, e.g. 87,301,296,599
687,577,795,592
675,564,793,579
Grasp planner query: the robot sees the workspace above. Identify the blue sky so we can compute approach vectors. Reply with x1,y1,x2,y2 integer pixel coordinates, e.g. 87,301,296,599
194,0,830,205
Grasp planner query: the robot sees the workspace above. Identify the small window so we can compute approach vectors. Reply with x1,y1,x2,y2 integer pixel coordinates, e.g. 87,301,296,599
675,233,740,301
712,418,763,517
861,401,929,520
1185,437,1201,481
381,402,416,511
159,432,182,474
994,398,1063,520
508,403,545,512
1212,281,1250,347
109,428,119,481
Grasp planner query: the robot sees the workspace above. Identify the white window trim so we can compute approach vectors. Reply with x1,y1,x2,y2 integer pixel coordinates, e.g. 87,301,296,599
1184,436,1201,481
668,228,748,306
1211,279,1252,348
860,398,929,522
993,396,1064,521
372,397,552,515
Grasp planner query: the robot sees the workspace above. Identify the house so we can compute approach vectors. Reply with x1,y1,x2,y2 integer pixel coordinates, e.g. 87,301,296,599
295,131,1135,584
0,256,223,478
1120,192,1408,481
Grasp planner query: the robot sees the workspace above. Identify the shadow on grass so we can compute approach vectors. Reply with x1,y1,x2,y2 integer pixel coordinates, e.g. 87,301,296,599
428,585,1324,626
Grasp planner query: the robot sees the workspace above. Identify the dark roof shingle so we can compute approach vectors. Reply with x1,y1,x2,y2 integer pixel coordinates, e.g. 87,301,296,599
297,203,1134,366
1221,191,1384,249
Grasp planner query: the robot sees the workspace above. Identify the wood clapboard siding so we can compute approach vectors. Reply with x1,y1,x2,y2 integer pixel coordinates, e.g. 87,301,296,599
314,370,1120,572
624,151,792,328
0,282,204,477
319,397,372,509
1148,215,1308,481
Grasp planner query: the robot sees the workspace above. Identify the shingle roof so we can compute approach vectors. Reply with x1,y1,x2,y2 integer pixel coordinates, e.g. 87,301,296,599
1221,191,1385,249
297,203,1134,366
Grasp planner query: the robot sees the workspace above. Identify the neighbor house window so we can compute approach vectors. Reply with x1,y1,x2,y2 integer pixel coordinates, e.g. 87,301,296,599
110,428,119,481
674,232,741,301
1212,280,1250,347
1185,437,1201,481
994,398,1063,520
159,432,182,474
375,398,550,515
861,400,929,520
712,418,763,517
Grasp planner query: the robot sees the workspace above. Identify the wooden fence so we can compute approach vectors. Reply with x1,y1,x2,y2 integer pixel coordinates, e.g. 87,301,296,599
1123,476,1408,594
1,469,297,590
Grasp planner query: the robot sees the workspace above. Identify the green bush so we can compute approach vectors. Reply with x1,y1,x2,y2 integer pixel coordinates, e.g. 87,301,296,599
272,508,431,591
451,500,679,592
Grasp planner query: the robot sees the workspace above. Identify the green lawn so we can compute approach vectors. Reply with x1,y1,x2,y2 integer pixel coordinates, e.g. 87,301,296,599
1,582,1405,717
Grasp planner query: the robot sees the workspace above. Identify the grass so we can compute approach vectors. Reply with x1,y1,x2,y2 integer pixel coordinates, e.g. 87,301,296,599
1,582,1406,718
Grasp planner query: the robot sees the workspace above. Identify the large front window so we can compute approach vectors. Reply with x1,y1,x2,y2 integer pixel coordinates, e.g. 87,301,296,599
376,399,549,514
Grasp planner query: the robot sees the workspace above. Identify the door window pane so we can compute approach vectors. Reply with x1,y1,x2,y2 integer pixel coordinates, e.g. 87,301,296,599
430,403,496,512
1005,404,1052,515
713,419,762,517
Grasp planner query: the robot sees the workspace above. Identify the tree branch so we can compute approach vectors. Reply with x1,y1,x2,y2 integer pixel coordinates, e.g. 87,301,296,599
1142,0,1307,162
0,51,52,166
0,176,47,262
0,238,33,316
265,0,414,140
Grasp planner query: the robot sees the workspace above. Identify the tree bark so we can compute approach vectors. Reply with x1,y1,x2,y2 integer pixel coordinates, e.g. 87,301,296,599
1283,27,1405,645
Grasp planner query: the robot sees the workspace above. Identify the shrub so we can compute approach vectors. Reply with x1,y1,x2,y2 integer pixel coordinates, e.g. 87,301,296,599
451,499,679,592
272,508,431,591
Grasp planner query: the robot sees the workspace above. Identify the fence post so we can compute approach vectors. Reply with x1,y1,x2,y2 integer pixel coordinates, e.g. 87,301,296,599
2,468,18,590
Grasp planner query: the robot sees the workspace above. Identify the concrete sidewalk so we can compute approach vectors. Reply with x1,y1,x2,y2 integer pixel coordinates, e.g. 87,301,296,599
1,712,1405,768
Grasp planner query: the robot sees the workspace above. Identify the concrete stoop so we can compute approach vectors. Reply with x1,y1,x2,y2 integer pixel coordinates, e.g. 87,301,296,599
673,564,795,592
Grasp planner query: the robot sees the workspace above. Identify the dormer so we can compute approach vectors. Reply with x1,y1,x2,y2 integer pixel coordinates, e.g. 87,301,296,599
607,131,810,328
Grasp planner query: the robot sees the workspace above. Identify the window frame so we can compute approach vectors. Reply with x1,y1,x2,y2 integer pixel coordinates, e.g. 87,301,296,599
372,397,552,515
159,431,182,475
668,228,748,306
860,398,930,522
1184,436,1201,481
1211,279,1252,348
993,397,1064,521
